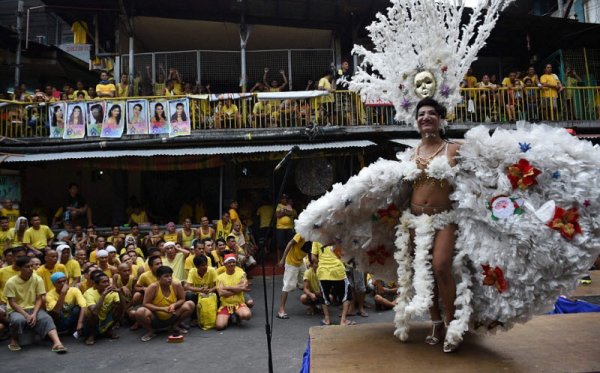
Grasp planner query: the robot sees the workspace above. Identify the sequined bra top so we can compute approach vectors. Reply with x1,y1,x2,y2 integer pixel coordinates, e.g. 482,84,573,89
396,142,458,187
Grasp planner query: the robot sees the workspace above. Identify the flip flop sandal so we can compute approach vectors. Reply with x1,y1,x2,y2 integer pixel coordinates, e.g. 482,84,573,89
320,320,331,326
8,344,21,352
141,333,156,342
276,313,290,319
359,311,369,317
52,345,68,354
342,320,357,326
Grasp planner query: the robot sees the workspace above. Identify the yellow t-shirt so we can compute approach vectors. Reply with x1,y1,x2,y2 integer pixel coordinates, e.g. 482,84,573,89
130,211,148,224
221,104,239,117
464,75,478,88
540,74,560,99
311,242,346,281
0,228,10,256
6,228,23,248
163,252,186,282
45,286,87,313
184,254,213,272
69,90,90,100
0,265,20,303
117,83,129,98
186,267,218,289
96,83,116,97
107,234,125,245
4,273,45,313
64,259,82,283
256,205,273,228
285,233,307,267
1,208,19,228
119,247,144,258
502,77,516,88
216,220,232,240
163,232,178,243
229,209,240,224
23,225,54,249
276,204,294,230
318,77,334,103
211,251,223,269
136,271,157,288
36,264,67,292
303,267,320,293
217,269,246,307
84,288,120,321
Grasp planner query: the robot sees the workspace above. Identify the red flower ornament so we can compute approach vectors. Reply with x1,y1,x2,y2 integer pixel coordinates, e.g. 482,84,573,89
481,264,508,293
547,207,582,240
507,159,541,190
367,246,391,265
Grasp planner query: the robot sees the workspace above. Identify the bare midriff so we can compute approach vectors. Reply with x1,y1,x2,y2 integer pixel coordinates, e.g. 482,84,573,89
410,176,453,216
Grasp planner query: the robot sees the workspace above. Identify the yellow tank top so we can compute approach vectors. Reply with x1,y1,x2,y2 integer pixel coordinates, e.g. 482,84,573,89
163,232,178,243
153,284,177,320
180,228,195,248
198,227,213,240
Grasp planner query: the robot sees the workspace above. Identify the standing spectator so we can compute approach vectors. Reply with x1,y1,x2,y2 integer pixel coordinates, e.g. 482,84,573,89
117,73,130,98
168,68,183,95
215,212,232,241
275,194,295,261
0,216,10,253
228,199,240,226
277,234,308,319
311,240,354,326
464,67,478,88
318,70,335,124
540,64,562,121
88,86,97,99
525,66,539,85
565,66,582,120
5,256,67,353
522,77,539,122
262,67,288,92
476,74,498,122
216,99,241,129
255,196,273,250
1,199,20,228
501,71,522,123
96,71,116,98
334,60,355,125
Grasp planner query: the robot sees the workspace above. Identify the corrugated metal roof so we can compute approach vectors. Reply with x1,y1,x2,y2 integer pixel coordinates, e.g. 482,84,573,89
2,140,376,163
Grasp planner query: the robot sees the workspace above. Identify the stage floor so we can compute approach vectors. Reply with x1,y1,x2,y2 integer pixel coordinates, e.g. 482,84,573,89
309,313,600,372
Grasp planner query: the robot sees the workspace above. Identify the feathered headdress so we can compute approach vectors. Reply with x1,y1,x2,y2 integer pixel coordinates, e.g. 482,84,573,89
349,0,514,126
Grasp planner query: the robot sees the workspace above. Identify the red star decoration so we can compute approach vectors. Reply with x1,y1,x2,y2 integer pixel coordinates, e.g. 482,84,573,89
507,159,542,190
547,206,582,240
481,264,508,293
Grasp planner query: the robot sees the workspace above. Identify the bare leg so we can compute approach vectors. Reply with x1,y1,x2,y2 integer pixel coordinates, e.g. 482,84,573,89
215,314,229,330
431,225,457,326
339,300,351,325
278,291,288,316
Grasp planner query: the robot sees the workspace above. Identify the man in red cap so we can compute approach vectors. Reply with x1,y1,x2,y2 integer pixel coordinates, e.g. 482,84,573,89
215,253,251,330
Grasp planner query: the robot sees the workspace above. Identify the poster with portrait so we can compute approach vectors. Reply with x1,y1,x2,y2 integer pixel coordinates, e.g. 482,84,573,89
48,102,66,138
63,102,86,139
101,101,125,138
168,98,191,138
86,101,105,137
148,100,170,135
126,99,149,135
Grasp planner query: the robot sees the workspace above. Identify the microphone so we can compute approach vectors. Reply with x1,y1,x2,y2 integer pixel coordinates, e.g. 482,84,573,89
274,145,300,172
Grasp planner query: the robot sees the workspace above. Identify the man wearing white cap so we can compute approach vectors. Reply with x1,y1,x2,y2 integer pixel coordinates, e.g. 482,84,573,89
215,253,251,330
105,245,120,267
96,249,117,279
161,241,189,282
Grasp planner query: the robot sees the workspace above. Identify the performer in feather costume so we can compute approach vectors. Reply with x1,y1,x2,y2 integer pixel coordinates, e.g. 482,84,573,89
295,0,600,353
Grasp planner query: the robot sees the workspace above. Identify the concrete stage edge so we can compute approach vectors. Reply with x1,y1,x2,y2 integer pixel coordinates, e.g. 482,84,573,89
309,313,600,372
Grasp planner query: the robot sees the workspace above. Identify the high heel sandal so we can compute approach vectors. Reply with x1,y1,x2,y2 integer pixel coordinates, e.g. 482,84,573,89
443,336,461,353
424,320,445,346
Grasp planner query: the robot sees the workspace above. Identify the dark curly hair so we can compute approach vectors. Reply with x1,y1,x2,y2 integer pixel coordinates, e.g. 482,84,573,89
415,98,447,120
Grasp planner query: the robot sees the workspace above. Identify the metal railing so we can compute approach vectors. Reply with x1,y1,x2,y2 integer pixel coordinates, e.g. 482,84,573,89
2,87,600,138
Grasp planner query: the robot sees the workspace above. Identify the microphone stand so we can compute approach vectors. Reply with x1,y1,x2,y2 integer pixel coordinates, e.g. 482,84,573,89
261,146,297,373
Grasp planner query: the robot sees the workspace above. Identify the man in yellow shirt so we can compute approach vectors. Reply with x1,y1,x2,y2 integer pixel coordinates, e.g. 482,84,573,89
1,200,20,228
215,254,251,330
135,265,195,341
117,73,129,98
311,240,353,326
0,247,26,326
255,197,273,249
69,81,90,100
162,242,189,282
215,212,232,240
96,71,116,98
36,249,67,292
184,239,213,278
277,233,308,319
196,216,215,241
229,199,240,225
5,256,67,352
135,255,163,295
82,270,124,345
46,271,86,333
299,261,323,315
216,99,241,129
464,67,478,88
184,254,218,302
540,64,563,121
0,216,11,255
275,194,295,260
23,215,54,256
